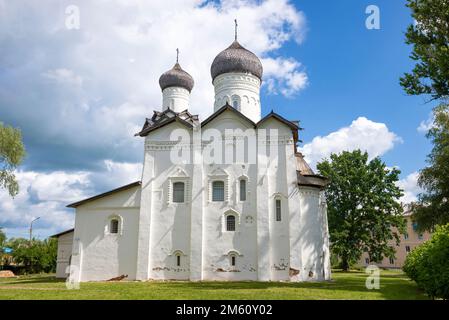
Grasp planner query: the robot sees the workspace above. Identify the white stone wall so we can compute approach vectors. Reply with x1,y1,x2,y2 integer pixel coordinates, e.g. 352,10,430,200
162,87,190,112
69,110,331,283
70,186,141,282
55,231,74,278
213,73,261,123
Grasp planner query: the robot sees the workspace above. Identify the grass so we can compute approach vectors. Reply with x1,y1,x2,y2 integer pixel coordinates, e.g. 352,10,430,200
0,269,427,300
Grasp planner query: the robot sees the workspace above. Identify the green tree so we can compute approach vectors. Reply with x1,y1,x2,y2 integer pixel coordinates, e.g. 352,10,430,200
0,123,26,197
400,0,449,101
0,228,6,267
7,237,57,274
317,150,406,271
403,223,449,299
413,104,449,231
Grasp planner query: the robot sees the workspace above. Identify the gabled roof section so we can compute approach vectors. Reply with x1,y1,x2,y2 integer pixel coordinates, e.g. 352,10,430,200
50,228,74,238
67,181,141,208
136,108,199,137
256,110,301,131
201,102,256,128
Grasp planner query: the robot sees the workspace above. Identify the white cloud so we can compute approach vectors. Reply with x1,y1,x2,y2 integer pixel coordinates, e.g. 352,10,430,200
262,57,308,96
42,68,83,87
300,117,402,168
417,112,434,133
0,160,141,239
0,0,309,170
396,171,423,204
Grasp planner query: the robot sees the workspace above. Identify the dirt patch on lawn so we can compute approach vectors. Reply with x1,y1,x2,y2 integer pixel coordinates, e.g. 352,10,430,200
0,271,16,278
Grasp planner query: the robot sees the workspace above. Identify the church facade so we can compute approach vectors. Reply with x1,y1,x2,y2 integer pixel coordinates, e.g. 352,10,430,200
67,35,331,283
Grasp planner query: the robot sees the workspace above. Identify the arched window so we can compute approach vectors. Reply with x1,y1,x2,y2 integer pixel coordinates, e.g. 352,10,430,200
212,181,225,202
239,179,246,201
226,215,236,232
176,254,181,267
231,255,236,266
173,182,185,203
275,199,282,221
231,95,241,110
110,219,119,234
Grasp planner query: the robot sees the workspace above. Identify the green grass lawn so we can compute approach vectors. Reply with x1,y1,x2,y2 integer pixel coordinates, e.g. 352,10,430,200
0,270,427,300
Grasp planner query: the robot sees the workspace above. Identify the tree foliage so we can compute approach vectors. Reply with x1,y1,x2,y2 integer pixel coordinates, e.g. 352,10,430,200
0,122,26,197
317,150,406,271
413,104,449,231
403,223,449,299
6,237,58,274
400,0,449,101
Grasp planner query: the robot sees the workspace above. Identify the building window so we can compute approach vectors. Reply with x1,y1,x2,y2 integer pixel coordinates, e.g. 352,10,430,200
406,246,411,253
212,181,225,202
275,199,282,221
404,233,409,240
226,215,236,231
176,254,181,267
231,255,236,266
418,234,423,240
412,222,418,231
231,95,240,110
173,182,185,203
239,179,246,201
110,219,119,234
389,258,394,265
365,258,369,264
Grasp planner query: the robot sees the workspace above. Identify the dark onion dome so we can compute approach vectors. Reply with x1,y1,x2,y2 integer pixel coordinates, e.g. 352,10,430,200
159,63,194,92
211,40,263,82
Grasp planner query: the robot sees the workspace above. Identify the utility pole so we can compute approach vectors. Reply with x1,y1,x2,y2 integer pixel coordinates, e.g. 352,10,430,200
29,217,40,243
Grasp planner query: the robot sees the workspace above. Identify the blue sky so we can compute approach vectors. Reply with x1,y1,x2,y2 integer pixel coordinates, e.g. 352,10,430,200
0,0,434,239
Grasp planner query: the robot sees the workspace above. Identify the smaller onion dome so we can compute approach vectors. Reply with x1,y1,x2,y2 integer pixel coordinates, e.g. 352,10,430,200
159,62,194,92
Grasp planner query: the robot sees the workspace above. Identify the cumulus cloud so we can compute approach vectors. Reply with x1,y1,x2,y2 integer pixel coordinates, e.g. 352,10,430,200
0,0,308,172
0,160,141,239
300,117,402,168
417,112,434,134
396,171,423,204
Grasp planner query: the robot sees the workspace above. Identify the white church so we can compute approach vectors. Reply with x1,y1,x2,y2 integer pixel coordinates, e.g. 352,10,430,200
58,29,331,283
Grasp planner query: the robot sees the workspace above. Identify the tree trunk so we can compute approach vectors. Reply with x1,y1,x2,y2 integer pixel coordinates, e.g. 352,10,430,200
341,257,350,271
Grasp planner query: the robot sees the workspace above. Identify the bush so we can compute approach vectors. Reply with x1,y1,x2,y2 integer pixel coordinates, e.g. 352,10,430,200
403,224,449,299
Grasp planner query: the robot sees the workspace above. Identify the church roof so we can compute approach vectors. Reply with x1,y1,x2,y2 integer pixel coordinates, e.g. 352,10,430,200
257,111,301,131
211,40,263,81
295,152,329,189
67,181,141,208
159,62,194,92
136,108,199,137
201,102,256,128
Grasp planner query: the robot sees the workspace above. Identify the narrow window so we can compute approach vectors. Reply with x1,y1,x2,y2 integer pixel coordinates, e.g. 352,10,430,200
404,233,409,240
231,255,236,266
233,100,239,109
110,219,119,234
176,254,181,267
212,181,225,202
405,246,411,253
173,182,185,203
418,234,423,240
365,258,369,264
389,257,394,265
239,179,246,201
226,215,236,231
275,199,282,221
